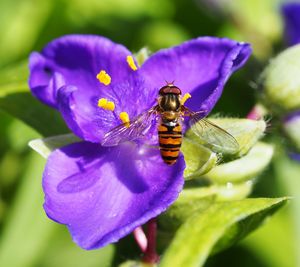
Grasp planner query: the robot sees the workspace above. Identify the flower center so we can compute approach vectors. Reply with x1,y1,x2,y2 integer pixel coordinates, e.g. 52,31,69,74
97,97,131,126
95,56,141,127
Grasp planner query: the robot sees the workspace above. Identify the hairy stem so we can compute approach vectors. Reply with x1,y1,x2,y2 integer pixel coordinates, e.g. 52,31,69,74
142,218,159,264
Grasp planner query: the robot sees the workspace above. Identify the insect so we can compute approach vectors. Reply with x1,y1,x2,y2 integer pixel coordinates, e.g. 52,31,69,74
101,83,239,165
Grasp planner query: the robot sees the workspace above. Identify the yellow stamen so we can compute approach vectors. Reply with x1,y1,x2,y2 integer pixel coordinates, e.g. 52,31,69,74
105,101,115,111
98,98,108,107
181,93,192,105
119,112,130,127
96,70,111,85
126,55,138,71
98,98,115,111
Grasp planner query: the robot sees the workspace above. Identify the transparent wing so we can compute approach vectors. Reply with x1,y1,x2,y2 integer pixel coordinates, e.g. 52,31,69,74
101,106,158,146
187,110,239,154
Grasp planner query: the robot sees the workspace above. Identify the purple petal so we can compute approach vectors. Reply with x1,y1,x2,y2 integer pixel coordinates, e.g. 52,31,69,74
282,3,300,46
140,37,251,114
29,34,156,142
289,152,300,162
283,110,300,124
29,35,137,108
43,142,185,249
29,52,66,108
56,78,156,142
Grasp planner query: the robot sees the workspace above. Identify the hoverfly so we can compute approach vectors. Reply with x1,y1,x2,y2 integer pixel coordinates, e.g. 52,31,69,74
101,83,239,165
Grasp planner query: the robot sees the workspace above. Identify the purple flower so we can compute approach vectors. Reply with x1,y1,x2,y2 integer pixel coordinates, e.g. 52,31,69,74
282,2,300,46
28,35,251,249
289,152,300,162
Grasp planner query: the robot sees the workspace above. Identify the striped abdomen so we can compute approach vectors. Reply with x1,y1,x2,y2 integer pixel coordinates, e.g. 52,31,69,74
158,123,182,165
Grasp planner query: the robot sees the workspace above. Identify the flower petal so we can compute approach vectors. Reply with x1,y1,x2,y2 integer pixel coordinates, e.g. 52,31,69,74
28,34,139,108
282,3,300,46
29,34,157,142
57,80,157,142
140,37,251,114
29,52,66,107
43,142,185,249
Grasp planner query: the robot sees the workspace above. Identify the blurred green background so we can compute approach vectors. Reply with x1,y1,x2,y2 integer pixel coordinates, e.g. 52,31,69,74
0,0,299,266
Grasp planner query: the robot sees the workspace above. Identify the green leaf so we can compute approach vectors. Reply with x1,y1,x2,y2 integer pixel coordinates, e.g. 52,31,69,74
139,21,190,50
0,152,55,267
0,92,69,136
272,153,300,266
0,0,53,67
217,0,281,59
0,61,29,94
160,197,288,267
29,133,81,158
242,208,297,267
215,181,254,201
0,151,115,267
40,227,115,267
159,187,216,231
182,137,218,179
0,62,69,136
205,142,274,184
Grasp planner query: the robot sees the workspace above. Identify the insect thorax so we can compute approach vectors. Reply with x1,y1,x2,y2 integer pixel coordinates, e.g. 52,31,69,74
158,94,181,112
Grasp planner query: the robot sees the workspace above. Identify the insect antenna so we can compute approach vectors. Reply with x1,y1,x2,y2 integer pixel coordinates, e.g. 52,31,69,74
165,79,176,86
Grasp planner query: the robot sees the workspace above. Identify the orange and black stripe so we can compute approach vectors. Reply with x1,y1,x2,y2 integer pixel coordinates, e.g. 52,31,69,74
158,123,182,165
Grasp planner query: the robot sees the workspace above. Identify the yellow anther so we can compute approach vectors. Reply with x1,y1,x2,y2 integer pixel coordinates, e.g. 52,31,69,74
96,70,111,85
181,93,192,105
98,98,115,111
98,98,108,108
105,101,115,111
126,55,138,71
119,112,130,127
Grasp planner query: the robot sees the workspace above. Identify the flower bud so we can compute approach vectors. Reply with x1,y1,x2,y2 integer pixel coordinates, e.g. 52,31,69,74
207,118,266,157
182,138,218,180
263,45,300,110
204,142,274,184
283,111,300,150
134,47,151,66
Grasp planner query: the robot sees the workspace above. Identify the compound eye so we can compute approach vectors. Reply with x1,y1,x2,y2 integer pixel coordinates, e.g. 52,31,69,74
159,85,182,95
159,86,169,95
172,87,181,95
